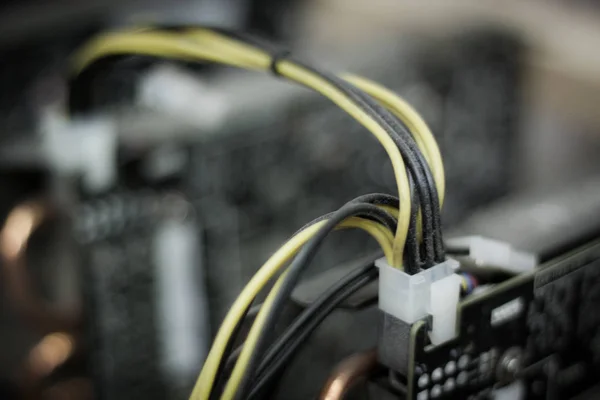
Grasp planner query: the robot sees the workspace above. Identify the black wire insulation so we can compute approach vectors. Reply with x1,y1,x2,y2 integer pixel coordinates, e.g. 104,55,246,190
293,193,398,237
218,259,377,398
211,195,395,399
329,77,432,268
213,26,445,265
292,63,441,267
218,28,432,268
231,203,389,399
69,55,163,114
217,31,437,268
65,26,454,400
352,193,399,207
247,262,378,399
204,28,443,267
224,257,377,372
69,26,444,273
209,302,253,400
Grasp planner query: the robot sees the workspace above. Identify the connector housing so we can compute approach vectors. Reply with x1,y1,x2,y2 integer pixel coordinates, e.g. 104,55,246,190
376,258,460,324
446,235,537,273
376,258,461,374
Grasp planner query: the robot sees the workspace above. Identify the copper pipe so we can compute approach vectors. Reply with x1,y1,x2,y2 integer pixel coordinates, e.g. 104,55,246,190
26,332,76,379
40,377,93,400
17,331,80,399
0,200,84,398
319,349,378,400
0,200,80,333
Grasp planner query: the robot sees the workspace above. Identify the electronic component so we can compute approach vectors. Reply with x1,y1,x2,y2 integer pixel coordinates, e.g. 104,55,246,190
5,2,600,400
64,26,597,400
78,189,207,400
399,239,600,400
445,236,537,274
2,20,587,400
376,258,461,377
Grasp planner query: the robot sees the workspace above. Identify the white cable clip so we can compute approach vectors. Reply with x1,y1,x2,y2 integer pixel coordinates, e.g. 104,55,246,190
446,236,537,274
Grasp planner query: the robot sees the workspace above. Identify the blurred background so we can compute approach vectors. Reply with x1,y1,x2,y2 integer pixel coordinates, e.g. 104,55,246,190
1,0,600,399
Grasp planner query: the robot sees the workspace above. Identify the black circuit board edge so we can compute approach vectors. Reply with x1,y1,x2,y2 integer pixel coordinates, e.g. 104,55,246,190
406,239,600,400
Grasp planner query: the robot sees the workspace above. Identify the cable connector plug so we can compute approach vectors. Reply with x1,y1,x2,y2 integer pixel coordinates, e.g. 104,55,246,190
376,258,461,345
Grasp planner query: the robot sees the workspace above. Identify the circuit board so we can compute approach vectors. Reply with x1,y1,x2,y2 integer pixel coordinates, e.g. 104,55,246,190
78,191,168,400
406,239,600,400
77,190,205,400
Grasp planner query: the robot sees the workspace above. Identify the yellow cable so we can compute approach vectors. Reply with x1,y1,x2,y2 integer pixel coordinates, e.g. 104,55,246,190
221,217,391,400
181,30,417,265
182,32,446,258
71,31,269,74
185,33,444,246
69,30,450,399
169,30,413,267
342,75,445,205
71,30,410,268
183,30,444,207
184,29,270,69
173,31,442,399
183,31,441,263
219,216,398,399
276,60,410,266
377,205,399,218
190,218,394,400
219,271,286,400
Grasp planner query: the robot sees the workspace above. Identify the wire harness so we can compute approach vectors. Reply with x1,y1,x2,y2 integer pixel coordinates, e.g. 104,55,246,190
68,26,448,400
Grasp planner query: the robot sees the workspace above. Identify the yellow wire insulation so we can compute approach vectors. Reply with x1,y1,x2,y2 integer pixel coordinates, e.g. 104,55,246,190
71,29,417,268
342,75,445,205
218,217,393,399
219,271,287,400
190,217,394,400
69,28,447,400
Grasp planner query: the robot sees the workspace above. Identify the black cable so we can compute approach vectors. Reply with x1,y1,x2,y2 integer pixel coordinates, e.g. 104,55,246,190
224,256,377,371
213,195,394,399
246,37,432,267
71,28,442,270
231,202,390,399
209,302,254,400
296,65,441,267
69,54,161,115
69,27,444,268
219,259,376,395
217,32,437,268
291,194,416,273
338,81,433,268
351,193,399,207
247,262,378,399
255,30,445,265
225,27,444,265
292,198,414,267
294,193,398,236
207,27,442,268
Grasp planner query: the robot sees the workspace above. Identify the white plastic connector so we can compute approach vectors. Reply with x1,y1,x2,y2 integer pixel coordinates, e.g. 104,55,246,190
446,236,537,274
429,273,462,345
377,258,460,344
41,110,117,193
